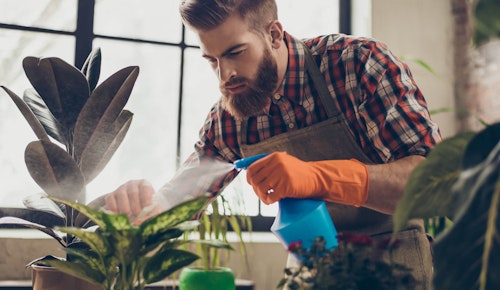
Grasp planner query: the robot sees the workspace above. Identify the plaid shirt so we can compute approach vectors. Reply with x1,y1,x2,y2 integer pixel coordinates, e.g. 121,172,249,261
168,32,441,200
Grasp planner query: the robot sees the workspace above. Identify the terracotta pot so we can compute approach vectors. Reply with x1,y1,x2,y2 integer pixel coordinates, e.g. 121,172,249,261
178,267,235,290
31,265,104,290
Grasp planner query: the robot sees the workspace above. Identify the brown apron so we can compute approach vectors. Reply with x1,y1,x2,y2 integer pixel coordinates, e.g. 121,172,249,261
238,43,433,289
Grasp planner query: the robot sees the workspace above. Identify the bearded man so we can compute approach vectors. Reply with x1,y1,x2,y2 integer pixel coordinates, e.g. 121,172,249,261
105,1,441,288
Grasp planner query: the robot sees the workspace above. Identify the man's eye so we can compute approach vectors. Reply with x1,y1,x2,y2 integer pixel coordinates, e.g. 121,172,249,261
228,50,244,57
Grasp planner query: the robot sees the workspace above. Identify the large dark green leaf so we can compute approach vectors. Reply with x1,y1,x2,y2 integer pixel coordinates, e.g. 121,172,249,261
0,216,66,247
143,228,184,253
393,132,475,232
142,221,201,254
25,140,85,201
56,226,110,257
81,48,101,92
78,110,133,183
22,56,90,131
73,66,139,161
141,194,209,239
40,256,106,286
1,86,49,142
461,122,500,170
433,135,500,290
143,248,199,284
23,88,66,144
63,246,107,278
111,228,144,266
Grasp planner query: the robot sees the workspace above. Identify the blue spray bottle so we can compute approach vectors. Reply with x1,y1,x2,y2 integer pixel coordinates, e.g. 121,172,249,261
234,153,338,250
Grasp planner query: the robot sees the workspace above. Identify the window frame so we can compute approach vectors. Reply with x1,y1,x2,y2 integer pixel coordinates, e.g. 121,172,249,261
0,0,352,232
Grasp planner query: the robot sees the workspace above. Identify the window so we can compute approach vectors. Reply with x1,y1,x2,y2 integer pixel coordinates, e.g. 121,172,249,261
0,0,362,231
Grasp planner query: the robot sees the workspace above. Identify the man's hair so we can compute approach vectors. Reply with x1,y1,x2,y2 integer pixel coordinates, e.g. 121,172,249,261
179,0,278,33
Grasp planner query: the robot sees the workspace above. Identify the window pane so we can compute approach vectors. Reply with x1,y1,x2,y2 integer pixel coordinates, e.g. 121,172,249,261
276,0,340,37
0,31,74,207
0,0,76,31
352,0,372,37
94,0,182,43
222,172,260,216
184,27,199,47
180,48,218,161
86,39,181,202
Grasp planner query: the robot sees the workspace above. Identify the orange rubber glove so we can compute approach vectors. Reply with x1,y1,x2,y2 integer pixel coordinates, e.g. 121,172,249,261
246,152,369,206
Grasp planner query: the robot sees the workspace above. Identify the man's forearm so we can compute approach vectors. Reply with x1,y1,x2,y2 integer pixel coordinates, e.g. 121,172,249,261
364,155,425,215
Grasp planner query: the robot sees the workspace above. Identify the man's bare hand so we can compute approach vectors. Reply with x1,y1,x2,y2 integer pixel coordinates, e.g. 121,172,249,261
104,179,161,224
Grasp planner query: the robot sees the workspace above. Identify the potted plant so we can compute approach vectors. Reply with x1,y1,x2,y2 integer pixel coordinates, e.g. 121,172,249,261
394,121,500,290
0,48,138,289
178,195,251,290
41,194,222,290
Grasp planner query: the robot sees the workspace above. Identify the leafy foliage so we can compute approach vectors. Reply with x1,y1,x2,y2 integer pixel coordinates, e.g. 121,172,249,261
394,122,500,290
0,49,138,245
189,195,250,270
278,234,415,290
474,0,500,46
393,131,475,232
34,195,219,290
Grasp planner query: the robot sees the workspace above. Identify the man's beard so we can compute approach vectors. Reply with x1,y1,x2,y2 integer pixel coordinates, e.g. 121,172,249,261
221,49,278,120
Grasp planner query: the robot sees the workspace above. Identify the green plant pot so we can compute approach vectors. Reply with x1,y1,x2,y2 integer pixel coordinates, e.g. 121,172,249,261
179,267,235,290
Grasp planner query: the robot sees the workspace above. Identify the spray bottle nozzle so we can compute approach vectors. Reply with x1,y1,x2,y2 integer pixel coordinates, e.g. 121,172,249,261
234,153,269,170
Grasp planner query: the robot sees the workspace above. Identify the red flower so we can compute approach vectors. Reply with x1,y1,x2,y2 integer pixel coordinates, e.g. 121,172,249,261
349,234,373,247
288,240,303,252
337,232,373,247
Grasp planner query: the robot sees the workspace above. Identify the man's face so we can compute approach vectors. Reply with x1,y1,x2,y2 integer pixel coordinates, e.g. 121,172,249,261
196,15,278,119
220,46,278,119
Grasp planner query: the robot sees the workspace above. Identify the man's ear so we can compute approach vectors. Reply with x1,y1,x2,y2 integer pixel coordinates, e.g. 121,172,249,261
268,20,284,48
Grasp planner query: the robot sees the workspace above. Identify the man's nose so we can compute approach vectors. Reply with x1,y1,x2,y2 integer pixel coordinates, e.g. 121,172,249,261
217,60,236,83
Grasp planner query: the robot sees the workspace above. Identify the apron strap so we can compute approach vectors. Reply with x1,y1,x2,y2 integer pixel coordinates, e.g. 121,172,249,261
301,42,341,119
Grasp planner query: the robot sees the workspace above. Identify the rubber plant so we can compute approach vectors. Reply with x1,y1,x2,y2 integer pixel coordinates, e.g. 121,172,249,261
394,122,500,290
0,48,137,260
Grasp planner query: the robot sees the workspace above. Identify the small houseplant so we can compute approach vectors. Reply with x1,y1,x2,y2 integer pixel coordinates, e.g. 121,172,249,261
0,48,138,288
41,194,222,290
179,195,251,290
394,121,500,290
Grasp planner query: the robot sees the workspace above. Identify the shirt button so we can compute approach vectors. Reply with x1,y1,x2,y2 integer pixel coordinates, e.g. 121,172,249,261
288,123,295,129
273,93,281,100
